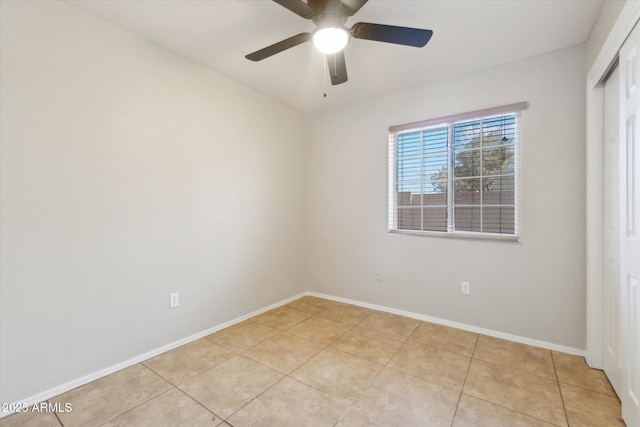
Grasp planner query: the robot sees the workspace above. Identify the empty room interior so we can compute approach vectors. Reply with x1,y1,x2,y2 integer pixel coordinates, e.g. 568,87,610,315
1,0,639,426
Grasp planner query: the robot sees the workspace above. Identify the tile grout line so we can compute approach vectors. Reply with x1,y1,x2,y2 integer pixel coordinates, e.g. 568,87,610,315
50,399,65,427
558,381,621,398
457,394,566,427
164,383,226,426
221,373,288,425
176,355,251,426
550,350,571,427
449,333,480,427
94,385,177,427
471,345,564,383
64,364,175,426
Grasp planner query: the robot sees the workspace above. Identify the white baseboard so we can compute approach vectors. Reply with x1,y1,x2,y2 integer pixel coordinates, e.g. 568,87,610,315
305,291,586,357
0,292,305,419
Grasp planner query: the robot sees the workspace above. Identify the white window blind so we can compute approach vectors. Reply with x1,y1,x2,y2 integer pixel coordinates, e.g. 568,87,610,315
388,102,526,239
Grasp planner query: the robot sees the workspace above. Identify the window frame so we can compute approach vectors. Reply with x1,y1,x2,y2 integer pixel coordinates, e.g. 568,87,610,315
388,102,527,241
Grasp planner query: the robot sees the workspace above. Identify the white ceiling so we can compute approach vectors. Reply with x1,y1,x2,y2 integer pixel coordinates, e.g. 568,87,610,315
68,0,603,113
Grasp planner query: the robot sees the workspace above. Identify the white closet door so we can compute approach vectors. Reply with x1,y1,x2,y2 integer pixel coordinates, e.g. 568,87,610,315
604,65,622,396
618,20,640,427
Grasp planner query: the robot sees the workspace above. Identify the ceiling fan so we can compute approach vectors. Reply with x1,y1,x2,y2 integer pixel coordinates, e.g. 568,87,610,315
245,0,433,86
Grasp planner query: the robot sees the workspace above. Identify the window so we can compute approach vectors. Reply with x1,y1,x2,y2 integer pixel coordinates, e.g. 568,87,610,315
388,102,526,239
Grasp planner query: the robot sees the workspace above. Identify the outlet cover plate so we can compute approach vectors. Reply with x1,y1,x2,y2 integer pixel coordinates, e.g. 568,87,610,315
170,292,179,308
461,282,470,295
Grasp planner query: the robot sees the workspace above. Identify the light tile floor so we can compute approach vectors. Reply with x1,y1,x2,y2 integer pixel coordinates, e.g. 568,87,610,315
0,296,626,426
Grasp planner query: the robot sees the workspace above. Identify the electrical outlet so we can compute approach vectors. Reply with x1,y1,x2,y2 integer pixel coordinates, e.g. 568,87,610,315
461,282,470,295
170,292,179,308
375,272,383,282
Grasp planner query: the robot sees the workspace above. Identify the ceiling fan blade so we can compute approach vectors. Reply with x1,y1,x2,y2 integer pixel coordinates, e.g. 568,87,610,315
327,51,348,85
340,0,368,16
351,22,433,47
246,33,312,62
272,0,316,19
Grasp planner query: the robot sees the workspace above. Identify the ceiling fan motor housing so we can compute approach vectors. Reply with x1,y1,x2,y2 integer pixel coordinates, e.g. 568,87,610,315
311,0,348,27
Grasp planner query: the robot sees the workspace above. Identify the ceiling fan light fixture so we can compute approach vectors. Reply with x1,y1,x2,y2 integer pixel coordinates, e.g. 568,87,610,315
312,26,349,54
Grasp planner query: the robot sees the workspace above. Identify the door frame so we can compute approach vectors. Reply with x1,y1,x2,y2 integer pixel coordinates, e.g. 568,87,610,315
586,1,640,369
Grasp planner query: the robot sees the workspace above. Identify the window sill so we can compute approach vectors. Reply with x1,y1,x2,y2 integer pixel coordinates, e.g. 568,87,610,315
388,229,520,242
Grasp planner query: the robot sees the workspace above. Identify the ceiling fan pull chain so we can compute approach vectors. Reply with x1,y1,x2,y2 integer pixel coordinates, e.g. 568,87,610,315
323,54,327,98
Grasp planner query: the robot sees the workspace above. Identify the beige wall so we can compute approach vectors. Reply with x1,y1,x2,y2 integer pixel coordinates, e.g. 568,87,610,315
0,0,306,405
306,44,587,350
